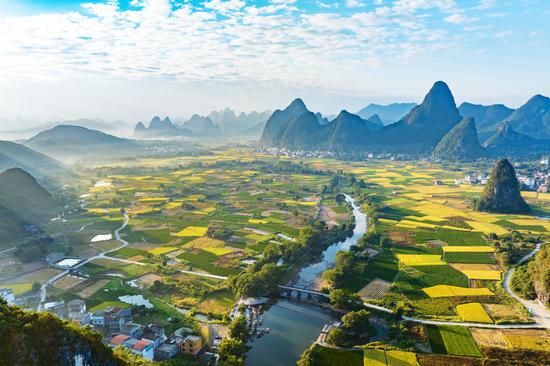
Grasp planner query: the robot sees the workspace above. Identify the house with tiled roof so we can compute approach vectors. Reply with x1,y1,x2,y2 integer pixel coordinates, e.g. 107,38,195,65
109,334,155,361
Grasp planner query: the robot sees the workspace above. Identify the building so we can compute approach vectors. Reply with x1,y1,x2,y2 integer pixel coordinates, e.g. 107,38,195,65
155,336,184,361
67,299,86,313
44,301,66,318
110,334,155,361
0,288,15,305
67,299,88,324
91,306,132,334
120,322,144,338
181,335,202,356
142,324,165,345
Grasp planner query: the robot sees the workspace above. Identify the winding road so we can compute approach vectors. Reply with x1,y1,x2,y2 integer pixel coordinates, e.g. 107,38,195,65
36,210,549,330
502,243,549,329
38,213,130,310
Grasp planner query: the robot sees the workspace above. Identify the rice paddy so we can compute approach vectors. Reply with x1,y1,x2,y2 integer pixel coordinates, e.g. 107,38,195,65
455,303,493,323
423,285,494,298
396,254,445,266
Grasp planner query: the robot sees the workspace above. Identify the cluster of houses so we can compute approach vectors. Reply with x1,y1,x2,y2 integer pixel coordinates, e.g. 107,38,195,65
451,171,549,193
0,288,15,305
38,298,203,362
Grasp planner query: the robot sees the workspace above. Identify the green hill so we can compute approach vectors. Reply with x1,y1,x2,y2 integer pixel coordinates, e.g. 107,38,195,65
0,300,125,366
0,168,57,243
432,117,485,160
484,122,550,157
477,159,529,214
0,140,70,185
25,125,137,161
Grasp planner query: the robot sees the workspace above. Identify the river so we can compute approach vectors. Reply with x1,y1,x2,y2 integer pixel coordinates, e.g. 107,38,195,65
245,194,368,366
291,194,368,290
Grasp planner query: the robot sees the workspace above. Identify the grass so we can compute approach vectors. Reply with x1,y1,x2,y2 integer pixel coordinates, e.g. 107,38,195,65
437,325,483,357
196,288,236,315
426,325,446,354
456,303,493,323
342,250,399,292
423,285,494,298
110,247,147,259
177,249,239,276
443,252,497,264
311,345,363,366
397,265,469,290
414,230,485,246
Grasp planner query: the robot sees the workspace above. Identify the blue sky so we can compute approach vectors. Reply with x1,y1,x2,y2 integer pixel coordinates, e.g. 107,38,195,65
0,0,549,124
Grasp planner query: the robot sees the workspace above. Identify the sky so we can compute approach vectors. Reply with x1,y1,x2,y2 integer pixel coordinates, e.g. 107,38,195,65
0,0,549,127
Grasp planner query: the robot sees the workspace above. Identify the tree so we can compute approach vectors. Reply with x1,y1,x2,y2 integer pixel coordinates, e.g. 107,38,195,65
329,289,362,310
326,327,348,347
218,338,246,362
229,316,249,341
32,282,41,292
341,309,370,336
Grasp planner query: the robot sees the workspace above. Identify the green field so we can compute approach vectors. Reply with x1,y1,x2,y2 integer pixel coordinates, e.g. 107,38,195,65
426,325,482,357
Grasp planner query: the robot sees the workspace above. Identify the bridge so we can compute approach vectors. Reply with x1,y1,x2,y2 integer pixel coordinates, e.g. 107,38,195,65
277,285,329,298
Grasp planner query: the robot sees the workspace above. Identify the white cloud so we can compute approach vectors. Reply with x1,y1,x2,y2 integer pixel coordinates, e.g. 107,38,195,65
345,0,365,8
0,0,518,100
444,13,467,24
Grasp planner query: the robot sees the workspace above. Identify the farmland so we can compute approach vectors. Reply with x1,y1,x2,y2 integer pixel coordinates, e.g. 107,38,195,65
2,148,549,365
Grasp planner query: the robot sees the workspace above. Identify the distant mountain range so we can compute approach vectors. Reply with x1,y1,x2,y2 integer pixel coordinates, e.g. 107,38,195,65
135,108,271,139
208,108,272,136
0,168,57,242
259,81,550,158
135,116,193,138
356,103,417,125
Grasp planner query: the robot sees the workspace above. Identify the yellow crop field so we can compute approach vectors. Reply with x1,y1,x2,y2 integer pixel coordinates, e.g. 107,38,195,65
456,303,493,323
460,270,501,280
148,246,178,256
423,285,494,298
522,191,550,201
508,219,550,230
193,207,216,215
442,246,494,253
466,211,503,223
504,330,550,351
202,247,234,256
164,201,181,209
385,350,419,366
283,200,317,206
396,254,445,266
363,349,386,366
465,220,509,235
405,215,448,222
185,176,205,183
248,218,269,224
174,226,208,237
379,218,398,225
396,220,439,229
